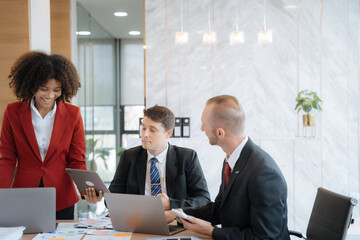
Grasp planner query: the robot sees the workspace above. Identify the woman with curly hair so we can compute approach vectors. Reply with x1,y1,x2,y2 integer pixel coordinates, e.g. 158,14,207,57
0,51,87,219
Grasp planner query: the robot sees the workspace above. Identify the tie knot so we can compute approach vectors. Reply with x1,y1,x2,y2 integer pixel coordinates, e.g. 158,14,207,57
225,162,231,170
151,157,158,164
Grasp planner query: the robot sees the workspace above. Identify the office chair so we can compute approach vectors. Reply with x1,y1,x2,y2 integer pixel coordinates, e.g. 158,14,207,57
289,187,358,240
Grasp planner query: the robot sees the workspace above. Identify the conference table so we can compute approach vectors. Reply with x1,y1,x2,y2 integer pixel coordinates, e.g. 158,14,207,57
21,220,213,240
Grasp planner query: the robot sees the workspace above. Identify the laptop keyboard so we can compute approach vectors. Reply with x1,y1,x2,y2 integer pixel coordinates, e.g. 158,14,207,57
169,225,182,231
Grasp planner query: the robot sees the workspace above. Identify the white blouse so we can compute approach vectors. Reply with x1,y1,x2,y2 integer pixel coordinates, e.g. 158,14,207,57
30,98,57,161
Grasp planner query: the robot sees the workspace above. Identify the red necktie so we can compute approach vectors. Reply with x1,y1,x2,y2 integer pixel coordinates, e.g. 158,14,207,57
225,162,231,186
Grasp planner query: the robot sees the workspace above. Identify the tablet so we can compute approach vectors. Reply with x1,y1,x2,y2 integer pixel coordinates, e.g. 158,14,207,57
66,168,109,196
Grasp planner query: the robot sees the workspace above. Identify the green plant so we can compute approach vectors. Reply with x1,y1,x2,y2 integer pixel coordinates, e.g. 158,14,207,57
117,146,125,158
295,90,323,113
85,138,112,171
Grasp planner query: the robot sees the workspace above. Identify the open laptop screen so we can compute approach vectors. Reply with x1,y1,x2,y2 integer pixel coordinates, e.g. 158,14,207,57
0,188,56,233
105,193,185,235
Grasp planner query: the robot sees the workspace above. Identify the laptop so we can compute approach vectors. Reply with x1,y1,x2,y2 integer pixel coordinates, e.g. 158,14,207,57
0,188,56,233
66,168,109,196
104,193,185,235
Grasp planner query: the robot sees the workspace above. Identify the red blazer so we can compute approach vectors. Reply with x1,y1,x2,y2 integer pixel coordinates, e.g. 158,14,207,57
0,100,86,211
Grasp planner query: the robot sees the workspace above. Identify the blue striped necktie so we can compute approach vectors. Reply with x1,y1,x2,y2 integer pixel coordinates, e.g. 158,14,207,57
150,157,162,196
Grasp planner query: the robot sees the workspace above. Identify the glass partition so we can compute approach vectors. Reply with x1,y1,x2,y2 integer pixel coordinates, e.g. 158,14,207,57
75,2,144,220
76,3,117,219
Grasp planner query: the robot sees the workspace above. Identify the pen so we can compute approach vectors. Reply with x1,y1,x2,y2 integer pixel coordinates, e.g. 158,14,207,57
87,225,106,229
74,224,107,229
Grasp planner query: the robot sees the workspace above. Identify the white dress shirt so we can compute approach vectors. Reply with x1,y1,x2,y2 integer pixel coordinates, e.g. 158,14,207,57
30,98,57,161
226,135,249,172
145,144,168,196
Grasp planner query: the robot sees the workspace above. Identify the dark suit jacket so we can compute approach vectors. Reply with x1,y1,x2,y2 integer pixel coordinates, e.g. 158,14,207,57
0,101,86,211
109,144,210,208
184,139,290,240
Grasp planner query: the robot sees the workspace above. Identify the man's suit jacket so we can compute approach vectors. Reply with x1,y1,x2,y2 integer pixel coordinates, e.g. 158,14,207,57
184,139,290,240
0,100,86,211
109,144,210,208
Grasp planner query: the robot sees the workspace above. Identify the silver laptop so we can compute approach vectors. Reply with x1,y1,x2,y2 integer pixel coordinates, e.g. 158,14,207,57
0,188,56,233
104,193,185,235
66,168,109,196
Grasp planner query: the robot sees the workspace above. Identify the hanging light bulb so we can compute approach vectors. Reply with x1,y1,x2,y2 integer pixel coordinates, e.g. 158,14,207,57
203,31,216,44
258,0,272,44
230,0,244,45
176,31,189,45
230,25,244,45
230,30,245,45
175,0,189,45
203,0,216,44
258,30,272,43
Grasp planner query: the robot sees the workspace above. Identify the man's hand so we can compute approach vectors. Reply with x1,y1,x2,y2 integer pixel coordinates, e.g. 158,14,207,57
157,193,170,210
181,215,214,237
84,187,103,203
164,210,177,223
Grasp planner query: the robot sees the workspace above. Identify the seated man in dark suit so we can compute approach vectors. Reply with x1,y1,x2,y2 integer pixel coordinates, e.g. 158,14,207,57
167,95,290,240
86,105,210,210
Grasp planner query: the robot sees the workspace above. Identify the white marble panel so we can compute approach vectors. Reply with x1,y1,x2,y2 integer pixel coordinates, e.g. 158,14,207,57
184,136,224,200
144,0,359,233
298,0,322,91
293,139,322,235
297,0,322,138
321,0,351,194
145,0,167,107
347,0,360,217
246,0,298,140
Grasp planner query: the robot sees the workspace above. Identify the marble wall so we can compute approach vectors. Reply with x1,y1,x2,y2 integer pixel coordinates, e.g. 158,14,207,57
144,0,359,234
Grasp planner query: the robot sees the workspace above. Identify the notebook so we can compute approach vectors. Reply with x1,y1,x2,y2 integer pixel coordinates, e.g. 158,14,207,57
0,188,56,233
66,168,109,196
104,193,185,235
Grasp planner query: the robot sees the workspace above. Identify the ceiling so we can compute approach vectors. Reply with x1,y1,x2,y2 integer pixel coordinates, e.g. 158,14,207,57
77,0,143,39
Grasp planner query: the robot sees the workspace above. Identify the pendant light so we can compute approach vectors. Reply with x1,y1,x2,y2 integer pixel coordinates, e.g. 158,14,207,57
203,0,216,44
258,0,272,44
230,0,244,45
175,0,188,45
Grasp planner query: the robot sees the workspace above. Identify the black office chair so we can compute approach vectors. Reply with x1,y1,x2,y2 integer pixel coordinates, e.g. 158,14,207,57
289,187,358,240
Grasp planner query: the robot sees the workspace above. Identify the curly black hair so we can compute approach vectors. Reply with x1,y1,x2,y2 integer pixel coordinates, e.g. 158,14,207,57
8,51,81,102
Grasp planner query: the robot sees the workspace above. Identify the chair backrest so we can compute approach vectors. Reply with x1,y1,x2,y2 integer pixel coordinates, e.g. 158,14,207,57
306,187,358,240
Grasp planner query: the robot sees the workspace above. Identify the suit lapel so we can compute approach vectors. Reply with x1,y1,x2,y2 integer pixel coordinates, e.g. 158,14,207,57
44,101,69,163
219,160,227,197
220,139,254,207
165,144,177,197
136,149,147,194
19,101,42,162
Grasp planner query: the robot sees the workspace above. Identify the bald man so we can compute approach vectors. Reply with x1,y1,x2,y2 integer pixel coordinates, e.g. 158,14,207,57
169,95,290,240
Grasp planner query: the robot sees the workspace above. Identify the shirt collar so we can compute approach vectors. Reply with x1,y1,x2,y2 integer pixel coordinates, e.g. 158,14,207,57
30,97,57,119
226,135,248,170
147,143,168,164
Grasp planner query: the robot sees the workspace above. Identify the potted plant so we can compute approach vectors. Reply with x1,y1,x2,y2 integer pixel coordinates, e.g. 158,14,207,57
85,138,112,171
295,90,322,127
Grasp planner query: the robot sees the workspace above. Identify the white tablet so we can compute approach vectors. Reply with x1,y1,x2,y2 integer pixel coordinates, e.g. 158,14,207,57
66,168,109,196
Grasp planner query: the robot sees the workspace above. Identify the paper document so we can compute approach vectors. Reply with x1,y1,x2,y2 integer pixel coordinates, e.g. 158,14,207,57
146,236,200,240
74,217,113,229
32,233,83,240
83,230,132,240
32,222,89,240
0,226,25,240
